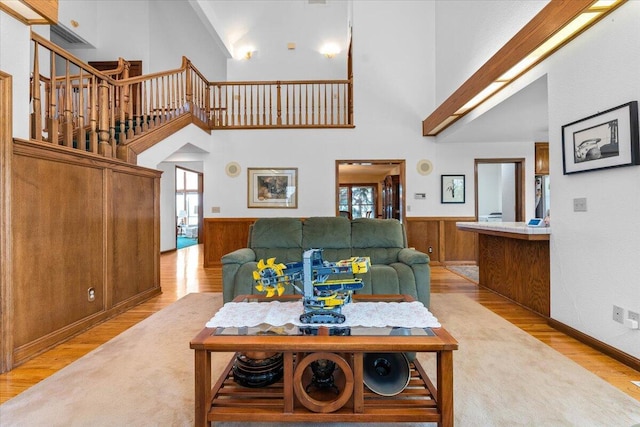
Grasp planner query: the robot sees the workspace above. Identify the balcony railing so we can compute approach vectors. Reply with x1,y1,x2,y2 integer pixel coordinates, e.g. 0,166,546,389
210,80,353,128
29,32,354,163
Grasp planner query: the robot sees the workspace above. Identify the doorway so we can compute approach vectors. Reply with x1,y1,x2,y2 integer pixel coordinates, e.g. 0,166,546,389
176,166,203,249
474,159,525,222
336,160,405,221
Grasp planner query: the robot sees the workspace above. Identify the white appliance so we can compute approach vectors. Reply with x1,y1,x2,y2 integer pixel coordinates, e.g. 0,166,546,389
535,175,550,219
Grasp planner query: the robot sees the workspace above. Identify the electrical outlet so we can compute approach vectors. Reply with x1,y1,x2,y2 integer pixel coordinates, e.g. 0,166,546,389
428,246,433,254
573,197,587,212
87,287,96,302
613,305,624,324
628,310,640,323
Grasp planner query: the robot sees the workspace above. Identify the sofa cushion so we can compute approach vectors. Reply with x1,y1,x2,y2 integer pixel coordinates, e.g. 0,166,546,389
302,216,352,261
351,218,404,264
250,217,303,263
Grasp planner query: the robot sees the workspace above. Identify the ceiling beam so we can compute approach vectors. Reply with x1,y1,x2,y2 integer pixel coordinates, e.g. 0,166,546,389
422,0,624,136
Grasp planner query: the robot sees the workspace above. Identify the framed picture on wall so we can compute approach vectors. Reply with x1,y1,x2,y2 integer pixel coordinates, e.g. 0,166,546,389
247,168,298,208
441,174,465,204
561,101,639,175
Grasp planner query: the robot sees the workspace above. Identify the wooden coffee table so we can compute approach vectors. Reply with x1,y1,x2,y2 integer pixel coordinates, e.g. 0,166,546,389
190,294,458,426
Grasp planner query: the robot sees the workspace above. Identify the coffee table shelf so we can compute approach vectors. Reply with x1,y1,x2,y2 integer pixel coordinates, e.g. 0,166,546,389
191,294,457,426
206,352,442,424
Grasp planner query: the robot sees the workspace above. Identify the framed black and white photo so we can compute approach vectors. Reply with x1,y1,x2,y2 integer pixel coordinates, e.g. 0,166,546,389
248,168,298,208
441,175,465,204
562,101,639,175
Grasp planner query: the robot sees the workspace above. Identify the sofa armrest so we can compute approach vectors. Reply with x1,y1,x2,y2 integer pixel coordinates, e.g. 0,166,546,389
398,248,430,265
221,248,256,265
221,248,257,303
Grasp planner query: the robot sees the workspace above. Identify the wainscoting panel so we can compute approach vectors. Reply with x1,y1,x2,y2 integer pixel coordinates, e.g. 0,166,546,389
203,218,257,267
7,139,161,370
204,217,478,268
405,217,477,265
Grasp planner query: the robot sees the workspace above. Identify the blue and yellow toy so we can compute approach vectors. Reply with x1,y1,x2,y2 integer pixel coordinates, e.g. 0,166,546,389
253,248,370,324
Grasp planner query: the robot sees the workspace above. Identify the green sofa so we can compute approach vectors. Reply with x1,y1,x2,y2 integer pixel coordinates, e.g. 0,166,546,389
221,217,431,307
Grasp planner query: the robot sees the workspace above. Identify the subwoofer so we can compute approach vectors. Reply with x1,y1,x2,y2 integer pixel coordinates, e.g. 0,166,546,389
362,352,411,396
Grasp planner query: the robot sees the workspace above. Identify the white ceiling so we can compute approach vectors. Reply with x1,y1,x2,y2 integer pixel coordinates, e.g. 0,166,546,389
189,0,548,145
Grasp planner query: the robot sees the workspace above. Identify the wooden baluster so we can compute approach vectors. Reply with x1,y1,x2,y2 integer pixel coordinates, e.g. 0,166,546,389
276,82,282,126
31,43,42,141
250,84,255,126
89,76,98,153
268,85,272,125
153,77,160,126
62,60,74,147
76,69,85,150
297,84,302,126
169,74,175,118
204,79,211,126
330,84,335,126
348,78,353,125
142,81,149,132
242,84,247,126
47,52,58,144
323,84,328,126
98,79,110,156
109,85,116,156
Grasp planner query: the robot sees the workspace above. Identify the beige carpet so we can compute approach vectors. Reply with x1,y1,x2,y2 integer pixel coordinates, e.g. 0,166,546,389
2,293,640,426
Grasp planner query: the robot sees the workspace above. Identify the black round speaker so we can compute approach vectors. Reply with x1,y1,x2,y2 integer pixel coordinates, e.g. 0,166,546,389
362,352,410,396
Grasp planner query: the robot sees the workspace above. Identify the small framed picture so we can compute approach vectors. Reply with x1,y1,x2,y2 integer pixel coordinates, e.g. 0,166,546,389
441,175,465,204
562,101,639,175
247,168,298,208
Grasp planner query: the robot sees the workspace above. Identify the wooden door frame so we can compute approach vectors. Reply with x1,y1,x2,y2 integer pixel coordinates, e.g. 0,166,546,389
474,158,525,222
335,159,406,222
175,166,204,243
0,71,13,372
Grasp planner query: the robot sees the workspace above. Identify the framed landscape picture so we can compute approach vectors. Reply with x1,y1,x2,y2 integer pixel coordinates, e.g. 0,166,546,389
248,168,298,208
562,101,639,175
441,174,465,204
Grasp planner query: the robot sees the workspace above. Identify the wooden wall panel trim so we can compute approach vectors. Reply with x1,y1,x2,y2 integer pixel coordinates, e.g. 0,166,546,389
204,217,480,268
405,217,477,265
203,218,257,267
0,72,13,373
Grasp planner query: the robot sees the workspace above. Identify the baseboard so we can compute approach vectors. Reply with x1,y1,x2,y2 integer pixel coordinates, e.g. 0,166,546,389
548,318,640,372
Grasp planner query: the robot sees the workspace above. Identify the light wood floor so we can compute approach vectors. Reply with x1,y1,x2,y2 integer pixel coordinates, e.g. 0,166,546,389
1,243,639,404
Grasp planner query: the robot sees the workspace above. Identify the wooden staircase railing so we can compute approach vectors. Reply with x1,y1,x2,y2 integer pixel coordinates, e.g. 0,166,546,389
30,32,353,164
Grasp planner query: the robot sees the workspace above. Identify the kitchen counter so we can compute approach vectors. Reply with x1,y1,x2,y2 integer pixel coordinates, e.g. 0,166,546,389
457,221,550,316
456,221,550,241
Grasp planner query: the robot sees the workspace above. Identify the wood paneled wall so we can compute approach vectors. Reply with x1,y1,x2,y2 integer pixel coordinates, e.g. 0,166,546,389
203,217,478,268
405,217,477,265
6,139,161,369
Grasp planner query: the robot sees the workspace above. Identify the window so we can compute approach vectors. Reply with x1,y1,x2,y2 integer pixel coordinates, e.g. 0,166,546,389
339,185,375,219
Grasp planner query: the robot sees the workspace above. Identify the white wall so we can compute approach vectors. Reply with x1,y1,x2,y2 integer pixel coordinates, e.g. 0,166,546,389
544,3,640,358
0,12,30,139
64,0,151,69
223,0,349,81
500,163,515,222
478,163,502,216
434,0,547,104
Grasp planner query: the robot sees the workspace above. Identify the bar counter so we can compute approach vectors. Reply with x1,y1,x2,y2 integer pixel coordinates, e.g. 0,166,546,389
457,222,550,317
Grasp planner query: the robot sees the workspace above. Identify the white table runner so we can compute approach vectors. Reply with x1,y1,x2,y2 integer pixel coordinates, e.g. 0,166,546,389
205,300,440,328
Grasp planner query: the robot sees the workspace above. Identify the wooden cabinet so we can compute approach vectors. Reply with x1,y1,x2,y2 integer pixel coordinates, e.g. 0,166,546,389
535,142,549,175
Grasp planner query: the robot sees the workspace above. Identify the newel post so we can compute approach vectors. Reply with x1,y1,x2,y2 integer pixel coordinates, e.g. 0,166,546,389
98,79,112,157
185,58,193,113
